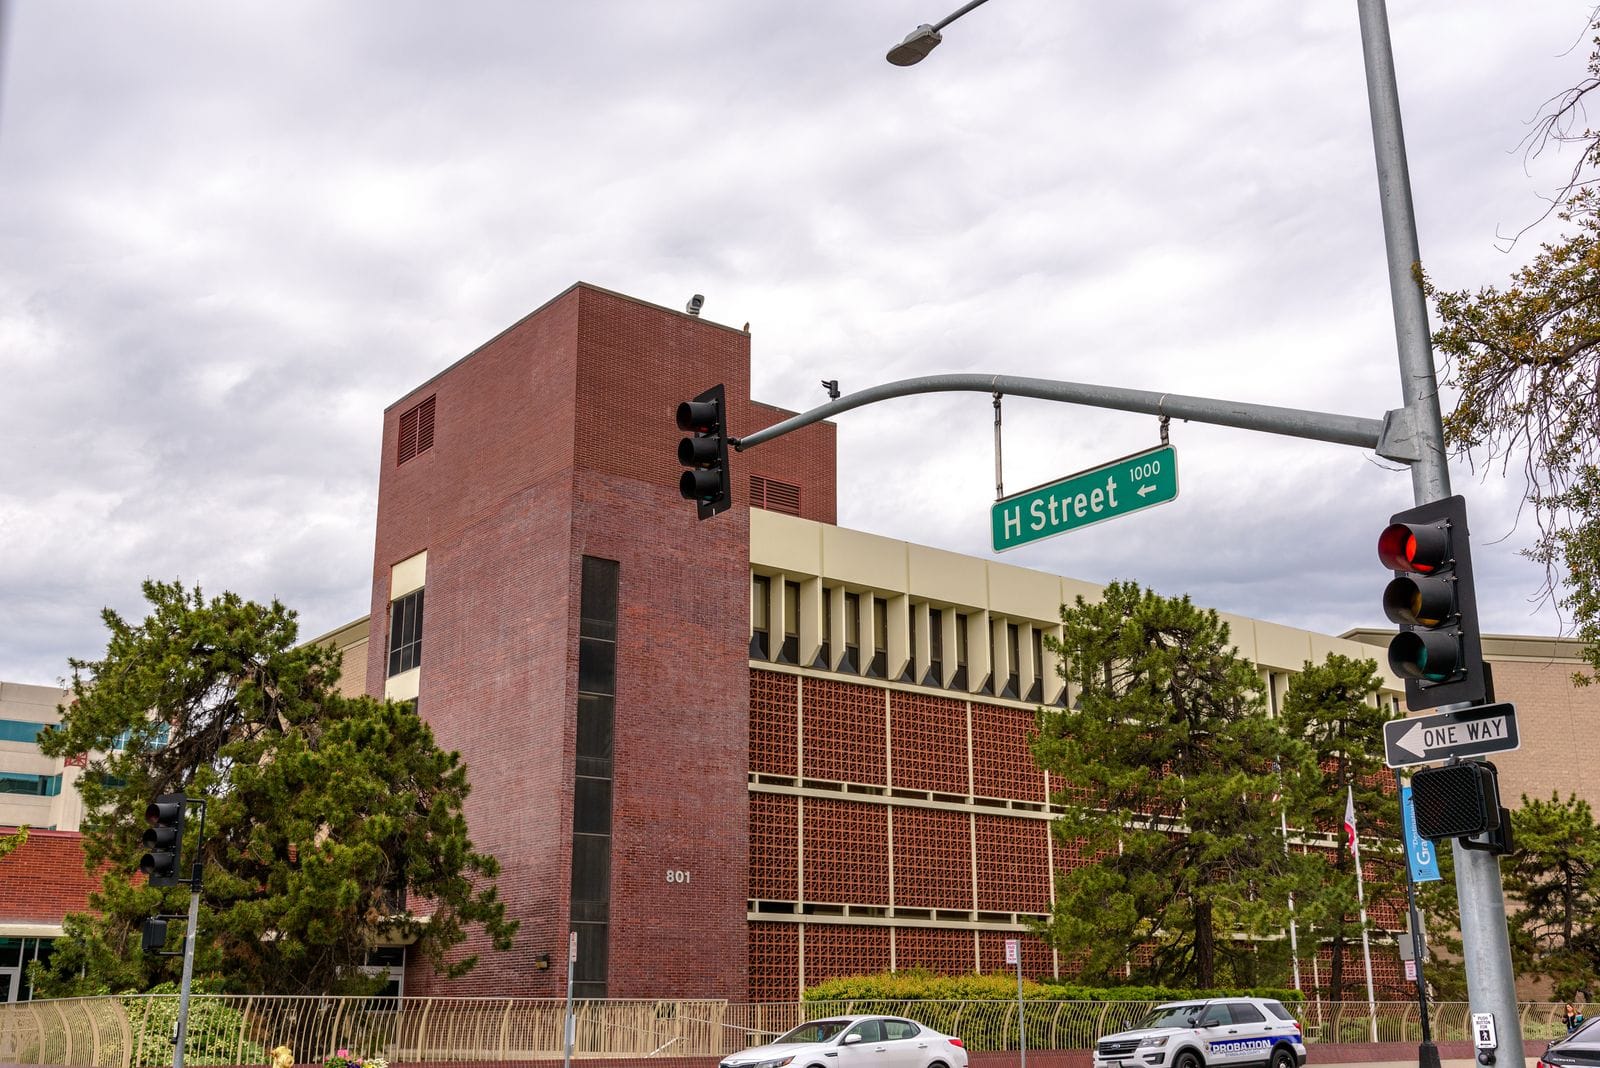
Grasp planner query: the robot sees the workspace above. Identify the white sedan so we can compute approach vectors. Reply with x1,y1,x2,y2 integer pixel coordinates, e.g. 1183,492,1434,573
721,1016,969,1068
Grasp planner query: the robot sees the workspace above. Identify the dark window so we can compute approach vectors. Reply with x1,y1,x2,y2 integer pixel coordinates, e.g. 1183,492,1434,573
0,720,49,744
841,593,861,673
751,576,771,659
576,694,613,779
1264,1002,1295,1022
867,597,888,677
0,773,61,796
903,606,917,683
1198,1005,1230,1028
1003,623,1021,699
883,1020,922,1040
779,581,800,664
926,608,944,687
1027,627,1045,702
397,394,436,465
950,612,969,690
847,1021,884,1043
387,588,424,676
1228,1004,1266,1025
572,556,618,998
816,587,833,669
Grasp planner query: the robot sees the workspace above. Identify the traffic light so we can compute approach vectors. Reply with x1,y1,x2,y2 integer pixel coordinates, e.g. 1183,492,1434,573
141,917,170,953
1378,494,1485,710
676,383,731,519
139,793,185,887
1410,762,1502,841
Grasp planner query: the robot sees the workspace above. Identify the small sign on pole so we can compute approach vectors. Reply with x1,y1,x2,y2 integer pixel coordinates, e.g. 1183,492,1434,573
1404,959,1417,982
1004,939,1019,965
1472,1013,1497,1050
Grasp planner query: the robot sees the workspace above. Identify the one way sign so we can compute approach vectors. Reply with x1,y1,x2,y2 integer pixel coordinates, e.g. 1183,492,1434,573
1383,703,1521,769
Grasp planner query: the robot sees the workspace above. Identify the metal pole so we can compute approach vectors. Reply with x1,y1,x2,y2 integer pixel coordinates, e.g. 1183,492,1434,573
172,884,200,1068
992,393,1004,500
1354,0,1523,1060
733,373,1400,456
1015,951,1026,1068
563,930,576,1068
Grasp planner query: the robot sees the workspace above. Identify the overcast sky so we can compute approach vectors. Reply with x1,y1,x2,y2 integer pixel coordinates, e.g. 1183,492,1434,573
1,2,1593,686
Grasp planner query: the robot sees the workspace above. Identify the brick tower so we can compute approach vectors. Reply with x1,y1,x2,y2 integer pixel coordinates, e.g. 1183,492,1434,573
366,283,834,1000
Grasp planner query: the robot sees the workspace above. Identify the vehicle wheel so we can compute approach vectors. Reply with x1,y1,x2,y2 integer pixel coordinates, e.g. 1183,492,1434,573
1270,1049,1294,1068
1174,1050,1204,1068
928,1061,949,1068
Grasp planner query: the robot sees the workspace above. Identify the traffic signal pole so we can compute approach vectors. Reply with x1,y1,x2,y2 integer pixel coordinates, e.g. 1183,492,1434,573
1356,0,1520,1062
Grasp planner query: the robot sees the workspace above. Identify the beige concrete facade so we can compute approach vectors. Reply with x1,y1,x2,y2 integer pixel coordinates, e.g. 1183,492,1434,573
0,682,78,831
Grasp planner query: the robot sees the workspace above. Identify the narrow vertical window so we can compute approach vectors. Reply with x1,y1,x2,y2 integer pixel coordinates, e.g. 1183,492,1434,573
816,587,833,669
1003,622,1021,699
779,581,800,664
926,607,944,687
750,575,771,659
867,597,888,678
1027,627,1045,703
951,612,969,690
387,589,424,676
572,556,618,1000
841,593,861,674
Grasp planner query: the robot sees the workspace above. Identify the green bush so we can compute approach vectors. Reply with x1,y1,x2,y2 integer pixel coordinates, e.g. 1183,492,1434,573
123,983,267,1067
804,970,1303,1004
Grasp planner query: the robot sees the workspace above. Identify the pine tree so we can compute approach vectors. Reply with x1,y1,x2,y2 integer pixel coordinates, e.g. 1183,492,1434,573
1031,581,1320,988
1278,654,1403,1001
33,580,516,995
1504,792,1600,998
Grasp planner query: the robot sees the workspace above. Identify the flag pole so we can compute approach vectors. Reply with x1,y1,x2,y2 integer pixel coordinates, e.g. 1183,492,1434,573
1347,785,1379,1042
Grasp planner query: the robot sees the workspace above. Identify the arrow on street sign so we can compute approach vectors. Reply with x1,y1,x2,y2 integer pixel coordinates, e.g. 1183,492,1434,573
1383,702,1520,769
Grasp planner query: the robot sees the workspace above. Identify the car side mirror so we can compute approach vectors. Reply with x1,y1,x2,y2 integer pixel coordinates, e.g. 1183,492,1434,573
843,1035,862,1045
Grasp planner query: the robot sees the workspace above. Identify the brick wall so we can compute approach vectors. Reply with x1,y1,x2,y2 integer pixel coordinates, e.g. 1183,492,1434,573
0,830,99,922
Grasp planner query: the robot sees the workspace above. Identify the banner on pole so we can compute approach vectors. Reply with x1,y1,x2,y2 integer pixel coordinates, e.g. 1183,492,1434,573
1400,785,1442,883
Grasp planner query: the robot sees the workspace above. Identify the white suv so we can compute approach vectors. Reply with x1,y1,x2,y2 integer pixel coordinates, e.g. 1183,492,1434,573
1094,998,1306,1068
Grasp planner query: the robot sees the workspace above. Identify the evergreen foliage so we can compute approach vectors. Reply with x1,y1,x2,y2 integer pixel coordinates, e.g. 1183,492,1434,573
1030,581,1323,989
1278,654,1402,1001
1503,792,1600,997
33,580,516,996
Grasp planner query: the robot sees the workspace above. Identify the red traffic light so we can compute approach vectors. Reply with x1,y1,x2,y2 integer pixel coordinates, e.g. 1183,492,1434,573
1378,521,1449,573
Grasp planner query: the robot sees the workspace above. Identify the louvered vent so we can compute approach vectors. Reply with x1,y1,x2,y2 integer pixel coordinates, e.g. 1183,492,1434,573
750,475,801,516
398,394,436,465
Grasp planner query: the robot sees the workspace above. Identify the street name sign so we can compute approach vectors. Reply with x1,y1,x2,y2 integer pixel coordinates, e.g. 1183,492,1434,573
1383,702,1520,769
992,444,1177,552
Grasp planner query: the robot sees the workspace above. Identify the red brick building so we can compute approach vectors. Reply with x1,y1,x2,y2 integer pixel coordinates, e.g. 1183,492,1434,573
361,282,1536,1004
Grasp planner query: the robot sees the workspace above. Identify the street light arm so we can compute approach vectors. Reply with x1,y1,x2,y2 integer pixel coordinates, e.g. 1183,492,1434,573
731,372,1392,454
928,0,995,32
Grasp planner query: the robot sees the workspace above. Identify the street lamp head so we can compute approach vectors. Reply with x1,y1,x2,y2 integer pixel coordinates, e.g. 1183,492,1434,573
886,24,942,66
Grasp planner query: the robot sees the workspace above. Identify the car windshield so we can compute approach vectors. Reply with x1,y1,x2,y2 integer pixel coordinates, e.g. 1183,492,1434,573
776,1021,851,1044
1136,1005,1205,1029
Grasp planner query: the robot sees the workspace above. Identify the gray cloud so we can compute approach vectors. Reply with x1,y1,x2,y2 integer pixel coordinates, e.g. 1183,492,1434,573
0,1,1589,682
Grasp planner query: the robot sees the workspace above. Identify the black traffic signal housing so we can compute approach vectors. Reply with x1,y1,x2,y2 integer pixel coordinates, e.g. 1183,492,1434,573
1410,761,1506,848
1378,494,1485,710
139,793,185,887
677,384,731,519
141,917,170,953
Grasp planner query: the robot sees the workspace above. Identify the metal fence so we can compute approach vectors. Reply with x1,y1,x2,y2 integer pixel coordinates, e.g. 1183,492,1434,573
0,996,1578,1068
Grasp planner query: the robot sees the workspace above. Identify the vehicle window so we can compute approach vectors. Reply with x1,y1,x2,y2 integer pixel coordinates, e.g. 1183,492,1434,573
1229,1004,1265,1025
1197,1006,1230,1028
1136,1004,1205,1029
1263,1002,1296,1022
883,1021,921,1041
847,1021,884,1043
777,1021,850,1044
